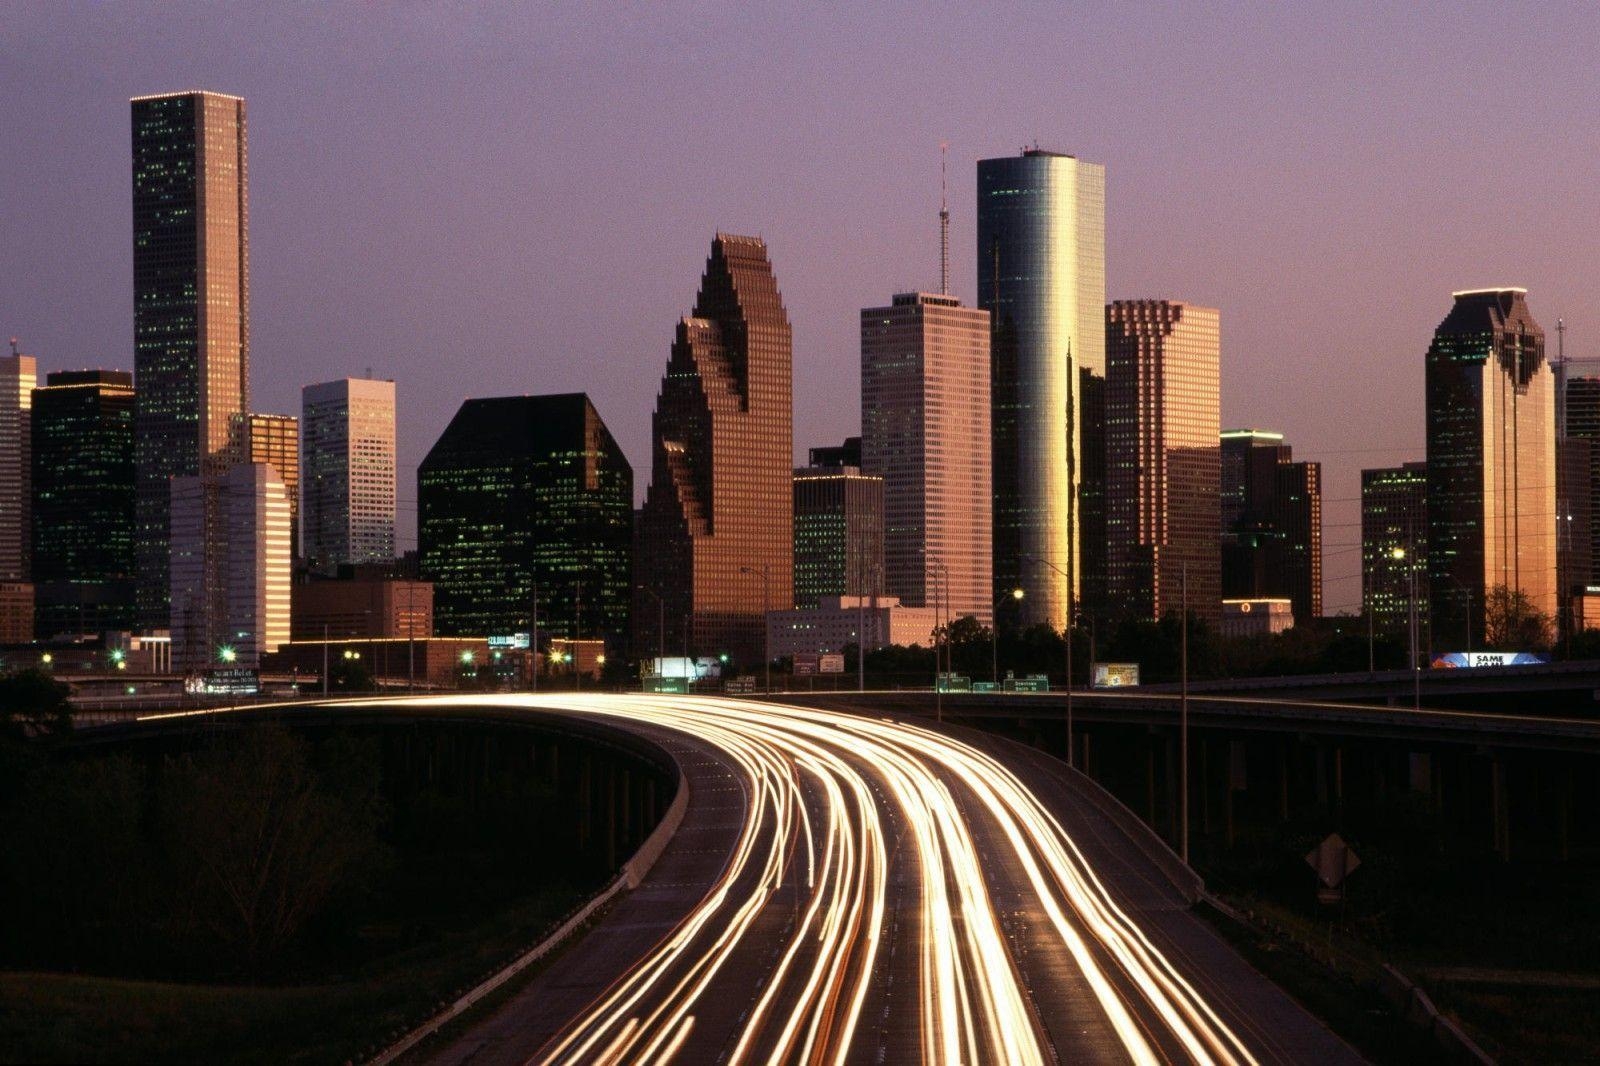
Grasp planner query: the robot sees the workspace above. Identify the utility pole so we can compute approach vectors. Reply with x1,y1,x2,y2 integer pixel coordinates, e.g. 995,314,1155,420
322,621,329,697
530,580,539,693
574,579,582,692
1181,560,1189,865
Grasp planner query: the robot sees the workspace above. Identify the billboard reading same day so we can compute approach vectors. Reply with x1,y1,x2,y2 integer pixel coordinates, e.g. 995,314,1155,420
1430,651,1549,669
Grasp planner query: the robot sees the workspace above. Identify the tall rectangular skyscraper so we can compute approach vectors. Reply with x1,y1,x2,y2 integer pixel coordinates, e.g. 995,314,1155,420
31,371,137,637
1426,288,1556,647
978,149,1105,630
792,464,884,610
132,90,249,626
0,350,37,582
1221,429,1323,624
861,292,992,625
1105,301,1221,622
302,378,396,572
635,234,793,666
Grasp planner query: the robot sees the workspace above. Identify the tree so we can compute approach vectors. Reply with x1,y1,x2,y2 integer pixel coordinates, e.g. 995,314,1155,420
0,669,72,741
1483,584,1551,651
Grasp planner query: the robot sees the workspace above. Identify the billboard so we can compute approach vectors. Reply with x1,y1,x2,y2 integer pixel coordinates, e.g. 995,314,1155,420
648,656,723,680
1430,651,1548,669
488,632,530,650
819,653,845,674
1093,663,1141,688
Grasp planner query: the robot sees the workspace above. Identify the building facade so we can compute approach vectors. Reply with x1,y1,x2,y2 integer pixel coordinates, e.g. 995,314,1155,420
240,412,298,558
31,370,137,637
1361,462,1429,637
1220,429,1323,623
792,465,884,609
132,90,250,626
977,149,1105,630
302,378,397,572
767,596,939,658
1104,300,1221,623
419,393,632,651
1563,376,1600,627
634,234,793,666
0,350,37,583
169,463,290,671
291,574,432,640
1425,289,1556,647
861,291,992,625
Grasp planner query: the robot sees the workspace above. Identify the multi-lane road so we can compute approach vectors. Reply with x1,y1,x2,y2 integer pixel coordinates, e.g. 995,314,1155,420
399,694,1358,1065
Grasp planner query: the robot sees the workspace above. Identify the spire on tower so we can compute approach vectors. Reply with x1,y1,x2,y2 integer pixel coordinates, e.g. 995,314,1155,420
939,141,950,296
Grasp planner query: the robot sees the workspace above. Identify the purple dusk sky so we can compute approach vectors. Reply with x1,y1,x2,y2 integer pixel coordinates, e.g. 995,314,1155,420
4,2,1599,615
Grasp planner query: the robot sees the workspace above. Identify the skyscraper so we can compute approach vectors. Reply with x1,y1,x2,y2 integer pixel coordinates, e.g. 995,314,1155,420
1220,429,1323,624
132,90,249,627
31,370,137,637
1361,462,1429,637
1426,288,1556,646
170,463,289,671
1105,300,1221,622
861,292,992,625
1563,376,1600,614
978,149,1105,630
635,234,793,666
240,412,298,559
302,378,397,572
792,462,884,609
419,393,632,651
0,348,36,582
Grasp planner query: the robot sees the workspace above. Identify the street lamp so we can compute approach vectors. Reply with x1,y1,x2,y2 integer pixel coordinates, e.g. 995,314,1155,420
1021,553,1075,768
926,560,949,722
1394,545,1420,710
218,646,237,664
738,564,771,693
993,588,1024,686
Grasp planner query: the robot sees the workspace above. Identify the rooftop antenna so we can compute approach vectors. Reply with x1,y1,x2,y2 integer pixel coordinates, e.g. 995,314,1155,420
1557,318,1568,437
939,142,950,296
7,338,17,357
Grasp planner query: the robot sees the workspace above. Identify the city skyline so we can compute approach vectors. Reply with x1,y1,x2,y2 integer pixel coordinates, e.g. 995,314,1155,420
6,6,1600,616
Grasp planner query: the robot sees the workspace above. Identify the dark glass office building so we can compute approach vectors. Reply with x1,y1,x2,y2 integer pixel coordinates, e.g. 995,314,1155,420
1361,462,1429,636
978,149,1105,631
131,91,249,627
1220,429,1323,624
635,234,793,666
418,394,632,651
793,464,884,608
31,371,137,636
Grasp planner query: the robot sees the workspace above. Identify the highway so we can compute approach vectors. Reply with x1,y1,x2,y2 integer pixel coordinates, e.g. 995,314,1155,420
399,694,1357,1065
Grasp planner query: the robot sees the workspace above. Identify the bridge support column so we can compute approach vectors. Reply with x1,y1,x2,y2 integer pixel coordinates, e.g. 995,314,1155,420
1491,756,1510,861
1278,742,1290,822
1146,738,1158,828
579,753,592,849
606,764,617,871
1201,738,1213,835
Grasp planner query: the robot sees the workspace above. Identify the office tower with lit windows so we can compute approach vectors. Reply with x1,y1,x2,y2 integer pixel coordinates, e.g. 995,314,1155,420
635,234,793,665
302,377,396,572
1564,376,1600,599
861,291,992,625
1221,429,1323,624
31,371,137,636
0,350,36,583
1105,300,1221,623
792,461,884,610
1361,462,1429,636
978,149,1105,631
170,463,290,671
419,393,632,651
1426,288,1556,647
132,90,249,626
239,412,298,559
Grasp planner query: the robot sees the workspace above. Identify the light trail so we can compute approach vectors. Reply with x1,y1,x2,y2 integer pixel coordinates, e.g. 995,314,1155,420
399,694,1262,1064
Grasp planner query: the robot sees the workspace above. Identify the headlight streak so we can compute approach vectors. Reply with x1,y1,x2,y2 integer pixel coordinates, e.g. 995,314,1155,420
395,693,1256,1066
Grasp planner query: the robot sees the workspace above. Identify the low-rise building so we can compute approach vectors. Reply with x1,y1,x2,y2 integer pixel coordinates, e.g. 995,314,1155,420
292,573,433,640
1220,598,1295,639
767,595,938,658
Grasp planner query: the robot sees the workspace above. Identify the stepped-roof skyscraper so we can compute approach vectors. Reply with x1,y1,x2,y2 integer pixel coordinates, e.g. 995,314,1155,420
635,234,794,666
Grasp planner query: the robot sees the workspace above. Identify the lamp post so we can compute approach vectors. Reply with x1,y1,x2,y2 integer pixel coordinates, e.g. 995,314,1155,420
926,560,948,721
1393,545,1419,710
1022,553,1075,768
637,584,665,690
739,564,771,693
993,587,1024,686
1180,560,1189,865
528,580,538,693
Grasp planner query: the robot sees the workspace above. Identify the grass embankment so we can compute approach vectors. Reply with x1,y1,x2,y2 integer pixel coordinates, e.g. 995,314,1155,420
0,886,580,1064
